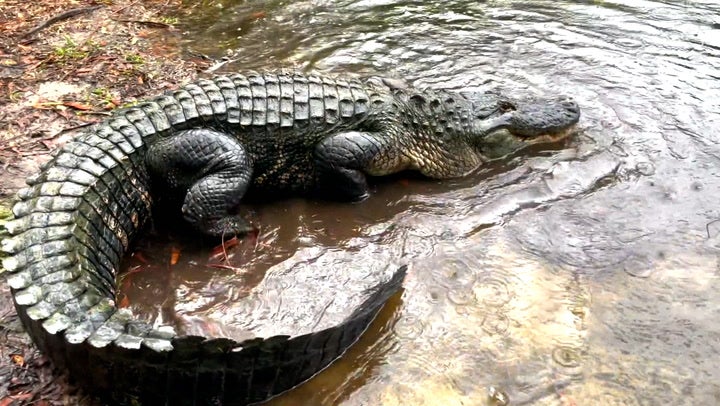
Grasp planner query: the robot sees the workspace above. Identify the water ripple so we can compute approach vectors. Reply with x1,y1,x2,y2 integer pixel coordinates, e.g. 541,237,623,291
152,0,720,404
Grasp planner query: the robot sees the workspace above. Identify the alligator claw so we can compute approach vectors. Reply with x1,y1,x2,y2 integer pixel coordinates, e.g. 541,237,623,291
204,216,256,238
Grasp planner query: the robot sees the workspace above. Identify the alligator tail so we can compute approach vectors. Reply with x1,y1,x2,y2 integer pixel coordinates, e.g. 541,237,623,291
1,79,406,405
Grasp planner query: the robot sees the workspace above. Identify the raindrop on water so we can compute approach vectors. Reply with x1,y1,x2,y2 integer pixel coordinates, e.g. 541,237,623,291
552,346,582,368
635,161,655,176
393,314,425,340
487,386,510,406
481,311,510,336
475,277,512,308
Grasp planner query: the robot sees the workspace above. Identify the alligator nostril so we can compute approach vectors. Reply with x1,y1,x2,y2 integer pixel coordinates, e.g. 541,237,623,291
562,100,579,113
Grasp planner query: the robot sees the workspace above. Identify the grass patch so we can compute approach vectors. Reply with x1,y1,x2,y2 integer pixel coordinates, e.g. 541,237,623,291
124,52,145,65
159,16,179,25
53,36,100,62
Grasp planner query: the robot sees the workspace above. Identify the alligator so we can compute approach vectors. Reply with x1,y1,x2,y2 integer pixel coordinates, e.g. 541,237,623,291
1,71,580,405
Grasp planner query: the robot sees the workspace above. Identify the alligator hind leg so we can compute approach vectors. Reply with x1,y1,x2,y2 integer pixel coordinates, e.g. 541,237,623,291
314,131,405,201
145,128,254,237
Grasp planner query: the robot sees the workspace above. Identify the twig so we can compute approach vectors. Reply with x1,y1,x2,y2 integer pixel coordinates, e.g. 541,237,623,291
221,229,229,264
707,219,720,239
21,6,104,39
112,0,143,14
56,122,94,135
112,19,172,29
205,58,239,74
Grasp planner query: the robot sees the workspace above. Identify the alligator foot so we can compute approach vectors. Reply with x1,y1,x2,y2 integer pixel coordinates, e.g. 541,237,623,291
314,131,400,201
146,128,253,237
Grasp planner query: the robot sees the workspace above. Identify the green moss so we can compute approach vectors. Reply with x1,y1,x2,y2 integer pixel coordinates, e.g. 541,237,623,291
53,36,101,62
91,87,114,104
159,16,179,25
124,52,145,65
119,100,140,109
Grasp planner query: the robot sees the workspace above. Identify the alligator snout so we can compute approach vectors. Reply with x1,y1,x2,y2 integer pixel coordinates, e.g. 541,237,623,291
559,98,581,121
505,96,581,138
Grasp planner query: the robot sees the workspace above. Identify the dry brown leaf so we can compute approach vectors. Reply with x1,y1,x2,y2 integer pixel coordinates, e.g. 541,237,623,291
118,294,130,308
170,246,180,265
62,101,93,111
10,354,25,367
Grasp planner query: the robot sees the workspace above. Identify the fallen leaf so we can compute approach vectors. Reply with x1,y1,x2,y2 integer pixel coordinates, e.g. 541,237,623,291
10,354,24,367
170,246,180,265
206,263,243,272
63,101,93,111
118,294,130,308
7,393,32,402
209,236,239,260
132,251,149,264
32,101,60,109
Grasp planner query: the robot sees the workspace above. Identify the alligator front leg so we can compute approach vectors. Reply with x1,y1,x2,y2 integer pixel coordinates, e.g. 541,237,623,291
146,128,254,237
314,131,406,201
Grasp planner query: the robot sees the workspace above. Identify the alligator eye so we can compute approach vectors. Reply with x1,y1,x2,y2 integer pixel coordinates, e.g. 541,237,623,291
409,94,426,105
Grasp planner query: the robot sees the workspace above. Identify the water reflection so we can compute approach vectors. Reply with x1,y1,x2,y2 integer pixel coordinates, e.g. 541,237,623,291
132,0,720,403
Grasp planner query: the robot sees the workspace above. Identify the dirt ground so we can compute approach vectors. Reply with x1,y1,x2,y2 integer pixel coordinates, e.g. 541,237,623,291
0,1,214,404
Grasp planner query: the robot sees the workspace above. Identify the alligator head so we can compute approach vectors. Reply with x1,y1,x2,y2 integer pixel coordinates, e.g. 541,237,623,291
372,77,580,160
465,93,581,159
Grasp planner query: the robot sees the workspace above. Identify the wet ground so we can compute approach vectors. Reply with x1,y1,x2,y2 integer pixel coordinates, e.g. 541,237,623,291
3,0,720,405
119,0,720,404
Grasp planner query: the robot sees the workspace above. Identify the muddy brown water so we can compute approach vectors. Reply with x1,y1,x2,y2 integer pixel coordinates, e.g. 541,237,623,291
120,1,720,404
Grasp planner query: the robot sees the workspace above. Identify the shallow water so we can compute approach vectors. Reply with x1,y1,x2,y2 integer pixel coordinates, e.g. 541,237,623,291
122,0,720,404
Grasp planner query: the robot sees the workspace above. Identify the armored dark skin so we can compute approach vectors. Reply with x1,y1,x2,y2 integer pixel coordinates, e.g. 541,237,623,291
1,72,579,405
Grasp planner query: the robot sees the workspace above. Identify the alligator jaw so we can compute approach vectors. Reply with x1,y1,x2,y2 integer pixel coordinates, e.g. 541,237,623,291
472,116,578,160
521,123,578,144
